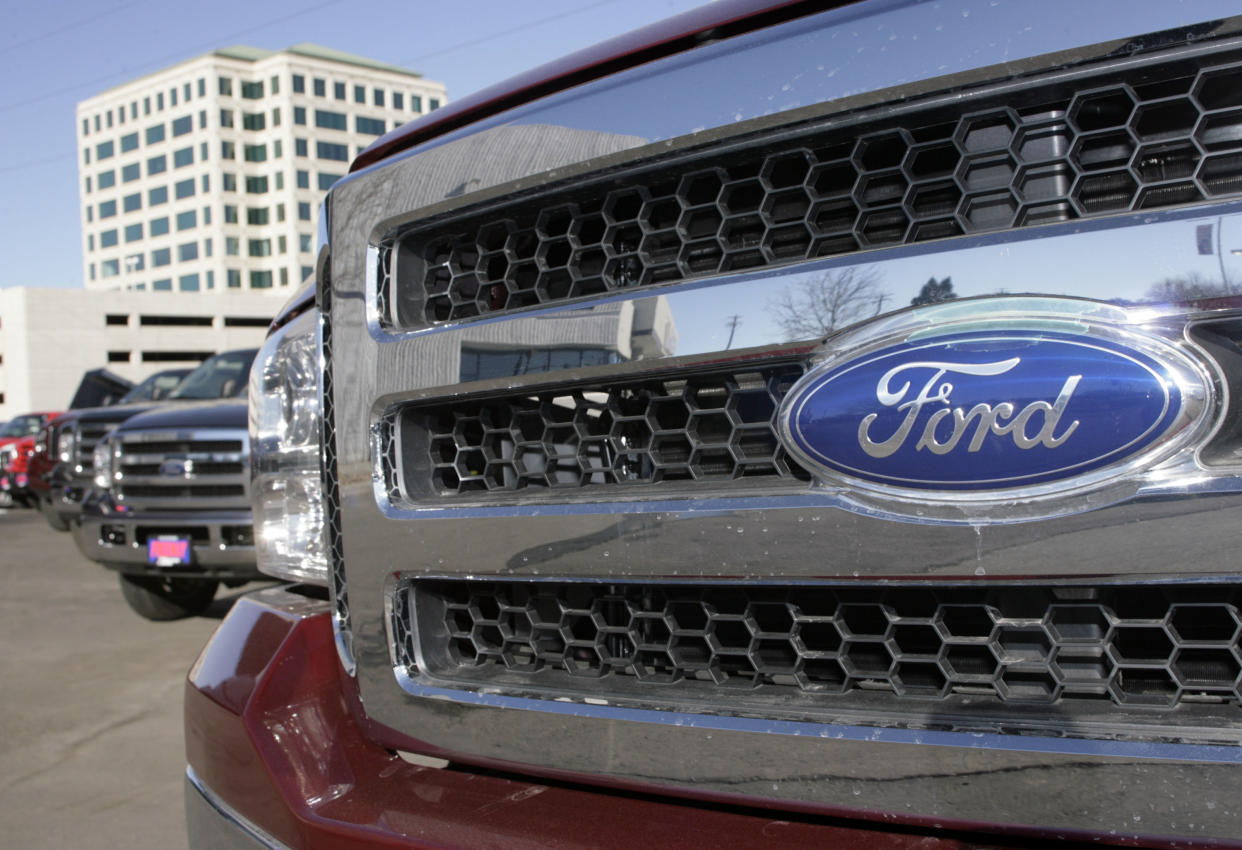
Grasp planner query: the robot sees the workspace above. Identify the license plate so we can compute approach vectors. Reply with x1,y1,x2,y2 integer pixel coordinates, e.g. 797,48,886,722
147,536,192,567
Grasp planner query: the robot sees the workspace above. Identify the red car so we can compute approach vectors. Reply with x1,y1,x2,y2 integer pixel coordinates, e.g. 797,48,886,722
188,1,1242,847
0,412,60,507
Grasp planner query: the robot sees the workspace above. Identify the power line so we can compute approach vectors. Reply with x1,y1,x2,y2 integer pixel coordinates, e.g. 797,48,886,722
0,0,345,114
0,150,76,175
4,0,149,53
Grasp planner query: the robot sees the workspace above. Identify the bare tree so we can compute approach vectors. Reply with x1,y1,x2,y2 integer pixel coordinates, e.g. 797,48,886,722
1145,271,1233,304
768,267,885,341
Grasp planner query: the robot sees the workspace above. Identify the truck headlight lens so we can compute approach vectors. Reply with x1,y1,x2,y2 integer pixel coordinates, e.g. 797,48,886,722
57,428,76,464
92,437,116,490
250,309,328,585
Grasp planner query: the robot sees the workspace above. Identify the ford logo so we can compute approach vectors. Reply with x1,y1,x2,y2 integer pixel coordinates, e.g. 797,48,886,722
779,320,1212,502
159,458,194,478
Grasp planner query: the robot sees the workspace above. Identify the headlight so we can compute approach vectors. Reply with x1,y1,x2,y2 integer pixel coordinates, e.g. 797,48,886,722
93,437,117,490
250,308,327,585
57,428,76,464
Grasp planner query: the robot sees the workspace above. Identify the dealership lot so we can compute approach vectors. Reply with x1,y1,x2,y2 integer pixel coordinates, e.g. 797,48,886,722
0,509,263,849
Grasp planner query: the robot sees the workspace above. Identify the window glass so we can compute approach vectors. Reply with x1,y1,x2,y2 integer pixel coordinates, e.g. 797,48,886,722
275,171,284,190
174,178,195,199
185,82,191,101
146,124,165,145
173,146,193,168
292,74,304,93
122,163,140,182
124,252,143,272
354,84,365,104
244,144,267,162
278,234,287,254
355,116,385,135
218,77,232,96
247,207,269,225
313,78,325,97
276,203,285,221
172,115,191,136
153,278,172,291
101,259,119,278
373,88,385,107
429,98,440,110
123,193,141,212
88,234,94,250
223,173,237,192
273,139,282,158
99,200,117,218
120,132,139,152
393,92,404,110
178,242,198,261
245,175,268,194
220,109,233,128
299,233,312,252
242,112,265,131
295,138,308,157
411,94,422,112
199,110,207,129
224,205,238,224
125,223,143,242
250,270,273,289
221,141,235,160
84,147,91,165
149,186,168,207
334,81,345,100
270,75,279,95
85,176,92,193
241,81,263,99
96,140,114,159
272,107,281,127
298,202,311,221
100,229,118,248
169,88,177,106
316,141,348,161
226,236,239,255
198,78,205,97
296,170,309,189
203,205,211,224
314,109,346,130
318,172,342,191
147,154,166,175
152,248,171,267
179,273,200,291
150,216,169,235
248,238,272,257
176,210,197,230
98,169,116,189
204,238,212,257
294,106,306,125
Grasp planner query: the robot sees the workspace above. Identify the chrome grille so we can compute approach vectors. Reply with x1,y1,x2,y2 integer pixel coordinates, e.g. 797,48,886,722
387,364,810,501
114,428,249,511
381,53,1242,329
404,579,1242,710
73,418,123,476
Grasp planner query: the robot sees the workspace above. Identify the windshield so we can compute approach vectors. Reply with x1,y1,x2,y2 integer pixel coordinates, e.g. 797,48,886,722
0,414,45,438
117,369,192,404
167,350,258,400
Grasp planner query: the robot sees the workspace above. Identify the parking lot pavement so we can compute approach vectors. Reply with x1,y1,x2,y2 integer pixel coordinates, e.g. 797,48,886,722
0,509,262,849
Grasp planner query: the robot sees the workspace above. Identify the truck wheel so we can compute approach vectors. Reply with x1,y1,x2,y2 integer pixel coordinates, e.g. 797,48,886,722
117,574,219,621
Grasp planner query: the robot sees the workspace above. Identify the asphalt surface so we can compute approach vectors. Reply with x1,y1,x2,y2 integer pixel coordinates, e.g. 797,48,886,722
0,508,263,849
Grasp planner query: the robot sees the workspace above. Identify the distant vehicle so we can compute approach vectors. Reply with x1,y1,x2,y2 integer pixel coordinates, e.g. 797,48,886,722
36,353,257,532
115,368,192,404
0,412,59,450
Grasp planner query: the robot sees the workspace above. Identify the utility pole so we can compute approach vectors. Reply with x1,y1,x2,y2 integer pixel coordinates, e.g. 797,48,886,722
724,314,742,350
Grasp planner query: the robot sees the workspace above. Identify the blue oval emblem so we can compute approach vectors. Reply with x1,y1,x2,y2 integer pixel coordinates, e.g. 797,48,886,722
781,330,1194,492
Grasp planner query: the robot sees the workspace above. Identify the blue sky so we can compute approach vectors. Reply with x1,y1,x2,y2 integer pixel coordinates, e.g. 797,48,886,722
0,0,704,289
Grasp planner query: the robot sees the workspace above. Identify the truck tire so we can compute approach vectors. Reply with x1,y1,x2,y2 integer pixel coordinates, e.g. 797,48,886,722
118,574,218,620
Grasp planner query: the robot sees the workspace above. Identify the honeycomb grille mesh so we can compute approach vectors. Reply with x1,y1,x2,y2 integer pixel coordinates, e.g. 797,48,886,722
381,54,1242,329
402,580,1242,708
321,297,350,643
390,365,810,499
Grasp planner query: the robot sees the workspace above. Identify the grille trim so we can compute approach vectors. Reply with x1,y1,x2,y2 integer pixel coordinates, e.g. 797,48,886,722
379,51,1242,330
113,428,249,511
400,578,1242,712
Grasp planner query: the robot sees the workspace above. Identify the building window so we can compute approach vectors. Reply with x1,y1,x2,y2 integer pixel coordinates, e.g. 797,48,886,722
220,109,233,128
173,146,193,168
98,169,116,189
318,172,343,191
96,140,114,160
292,74,304,94
276,203,285,222
120,132,139,152
334,81,345,100
88,234,94,250
153,278,172,291
313,78,326,97
101,259,120,278
144,96,151,115
176,210,197,230
227,269,241,288
122,163,140,182
271,107,281,127
354,84,365,104
203,205,211,225
226,236,239,255
298,202,311,221
124,252,143,272
299,233,312,252
200,140,208,160
294,106,306,125
99,200,117,218
174,178,195,199
245,175,268,194
107,109,113,127
82,117,89,136
224,205,238,224
145,124,165,145
199,110,207,129
178,242,198,261
169,88,176,107
274,171,284,190
147,154,166,175
241,81,263,99
250,270,273,289
87,207,93,222
393,91,404,110
280,267,289,286
125,223,143,242
411,94,422,112
373,87,385,107
105,314,129,326
84,147,91,165
429,98,440,110
223,173,237,192
248,238,272,257
314,109,346,131
273,139,282,159
270,75,279,95
242,112,265,131
152,248,171,267
179,273,200,291
295,138,308,157
243,144,267,162
150,216,169,236
355,116,385,135
219,77,232,96
278,234,287,254
123,193,142,213
296,170,309,189
221,141,235,160
198,78,205,97
172,115,191,136
185,82,191,101
316,141,348,161
100,228,118,248
149,186,168,206
246,207,269,225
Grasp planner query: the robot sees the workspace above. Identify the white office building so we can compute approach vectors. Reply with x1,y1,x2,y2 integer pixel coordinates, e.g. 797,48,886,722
76,44,446,294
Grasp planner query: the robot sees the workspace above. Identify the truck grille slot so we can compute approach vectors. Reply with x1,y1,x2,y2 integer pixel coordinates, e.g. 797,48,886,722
402,580,1242,710
113,430,249,511
388,364,810,501
73,419,122,475
381,52,1242,330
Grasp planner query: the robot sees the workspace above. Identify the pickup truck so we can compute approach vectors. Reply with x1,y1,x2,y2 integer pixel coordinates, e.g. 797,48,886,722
187,1,1242,847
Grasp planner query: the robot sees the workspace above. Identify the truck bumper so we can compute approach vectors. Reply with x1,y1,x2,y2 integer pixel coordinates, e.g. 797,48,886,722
185,585,1036,850
77,495,260,581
